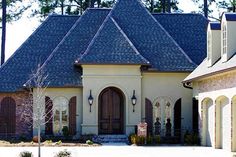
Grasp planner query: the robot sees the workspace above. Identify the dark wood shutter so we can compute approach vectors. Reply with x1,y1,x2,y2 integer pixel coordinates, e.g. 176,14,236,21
192,98,199,134
69,96,76,135
145,98,153,135
0,97,16,135
174,98,181,140
45,96,53,135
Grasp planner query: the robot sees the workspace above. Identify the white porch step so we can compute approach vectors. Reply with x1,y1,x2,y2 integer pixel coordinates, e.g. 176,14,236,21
93,135,128,143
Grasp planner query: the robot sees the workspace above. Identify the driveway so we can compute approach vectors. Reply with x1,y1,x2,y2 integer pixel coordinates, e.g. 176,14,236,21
0,144,234,157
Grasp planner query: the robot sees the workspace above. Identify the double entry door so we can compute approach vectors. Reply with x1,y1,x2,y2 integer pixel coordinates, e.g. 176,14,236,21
98,87,124,134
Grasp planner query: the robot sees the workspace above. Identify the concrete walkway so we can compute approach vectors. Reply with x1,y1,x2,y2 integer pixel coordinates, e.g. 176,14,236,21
0,145,234,157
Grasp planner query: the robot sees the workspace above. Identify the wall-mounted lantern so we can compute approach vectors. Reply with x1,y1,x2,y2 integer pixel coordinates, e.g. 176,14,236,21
88,90,93,112
131,90,137,112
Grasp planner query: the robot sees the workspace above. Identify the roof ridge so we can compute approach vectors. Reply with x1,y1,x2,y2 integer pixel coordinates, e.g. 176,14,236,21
24,9,90,86
77,3,120,62
77,13,112,62
49,14,80,17
88,8,112,10
152,13,204,16
110,17,150,64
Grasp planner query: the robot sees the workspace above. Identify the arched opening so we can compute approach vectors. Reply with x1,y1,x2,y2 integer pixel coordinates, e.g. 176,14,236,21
215,96,230,149
52,97,69,135
174,98,181,141
98,87,124,134
202,97,214,147
0,97,16,136
232,96,236,152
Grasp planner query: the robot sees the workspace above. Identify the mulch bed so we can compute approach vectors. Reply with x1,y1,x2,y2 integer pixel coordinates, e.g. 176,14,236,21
0,141,101,147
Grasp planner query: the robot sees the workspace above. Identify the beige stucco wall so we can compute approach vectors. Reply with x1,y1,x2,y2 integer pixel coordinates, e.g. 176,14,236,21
193,70,236,152
81,65,142,135
141,72,193,134
33,88,82,137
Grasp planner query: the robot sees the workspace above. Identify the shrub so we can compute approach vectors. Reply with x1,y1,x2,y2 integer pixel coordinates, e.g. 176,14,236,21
184,131,200,145
19,151,33,157
62,126,69,137
54,149,71,157
86,140,93,145
153,135,161,144
129,134,138,144
19,134,27,141
79,134,95,143
146,135,153,145
55,140,62,145
136,136,145,145
45,140,53,145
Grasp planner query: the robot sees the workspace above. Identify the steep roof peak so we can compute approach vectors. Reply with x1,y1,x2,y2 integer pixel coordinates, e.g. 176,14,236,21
77,16,150,65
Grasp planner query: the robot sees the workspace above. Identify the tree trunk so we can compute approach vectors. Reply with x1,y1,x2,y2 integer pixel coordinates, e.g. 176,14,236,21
61,0,64,15
90,0,94,8
150,0,154,13
162,0,166,13
167,0,171,13
1,0,6,65
204,0,208,18
38,125,41,157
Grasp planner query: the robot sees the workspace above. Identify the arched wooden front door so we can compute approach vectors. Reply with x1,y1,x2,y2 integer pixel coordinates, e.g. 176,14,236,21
98,87,124,134
0,97,16,135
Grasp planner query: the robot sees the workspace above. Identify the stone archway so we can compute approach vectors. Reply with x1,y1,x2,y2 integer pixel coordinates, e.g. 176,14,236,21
98,87,124,134
0,97,16,135
232,96,236,152
215,96,230,149
202,97,214,147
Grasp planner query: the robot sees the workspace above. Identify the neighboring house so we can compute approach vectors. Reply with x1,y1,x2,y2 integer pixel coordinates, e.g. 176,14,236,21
184,13,236,152
0,0,207,139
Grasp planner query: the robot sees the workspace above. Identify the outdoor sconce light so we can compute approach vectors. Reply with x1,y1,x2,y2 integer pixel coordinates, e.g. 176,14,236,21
88,90,93,112
131,90,137,112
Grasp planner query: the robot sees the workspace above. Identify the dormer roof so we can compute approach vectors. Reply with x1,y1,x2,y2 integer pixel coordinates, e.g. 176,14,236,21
210,22,221,30
224,13,236,21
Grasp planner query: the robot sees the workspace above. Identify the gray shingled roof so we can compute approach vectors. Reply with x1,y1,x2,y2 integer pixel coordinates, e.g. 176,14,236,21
35,9,111,87
183,55,236,82
0,15,79,92
0,0,208,92
77,16,150,65
153,13,208,65
111,0,197,71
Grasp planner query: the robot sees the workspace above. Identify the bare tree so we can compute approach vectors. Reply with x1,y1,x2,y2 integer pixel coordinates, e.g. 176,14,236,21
21,64,52,157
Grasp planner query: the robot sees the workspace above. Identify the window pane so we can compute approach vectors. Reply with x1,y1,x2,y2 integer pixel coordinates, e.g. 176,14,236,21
53,97,69,135
53,109,60,134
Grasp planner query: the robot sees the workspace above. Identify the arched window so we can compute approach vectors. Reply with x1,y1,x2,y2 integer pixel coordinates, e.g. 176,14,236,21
153,102,161,135
53,97,69,135
153,102,161,122
165,102,171,121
